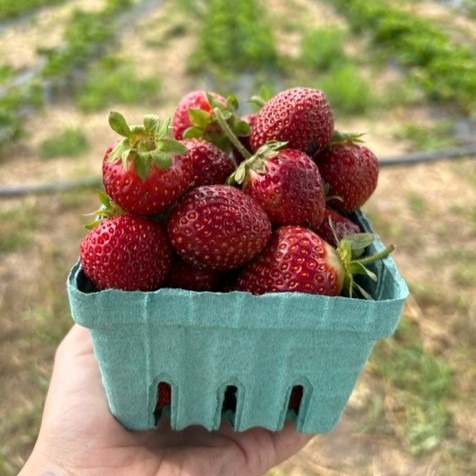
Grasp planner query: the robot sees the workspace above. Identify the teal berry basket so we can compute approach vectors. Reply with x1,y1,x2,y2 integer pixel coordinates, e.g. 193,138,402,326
67,211,409,434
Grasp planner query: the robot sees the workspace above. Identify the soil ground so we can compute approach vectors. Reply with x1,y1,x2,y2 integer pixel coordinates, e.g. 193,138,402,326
1,1,475,474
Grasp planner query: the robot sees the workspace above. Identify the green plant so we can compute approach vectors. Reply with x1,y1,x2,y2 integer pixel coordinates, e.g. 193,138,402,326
0,0,66,20
39,0,134,80
326,0,476,114
39,127,89,159
189,0,279,74
75,57,160,112
464,0,476,18
144,22,189,48
300,27,348,72
405,190,427,216
370,318,453,455
0,65,14,84
0,0,136,148
316,65,377,116
394,120,455,150
0,206,36,253
0,81,44,148
40,8,117,78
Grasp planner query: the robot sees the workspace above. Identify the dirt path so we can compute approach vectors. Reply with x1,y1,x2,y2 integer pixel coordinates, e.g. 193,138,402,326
1,1,475,475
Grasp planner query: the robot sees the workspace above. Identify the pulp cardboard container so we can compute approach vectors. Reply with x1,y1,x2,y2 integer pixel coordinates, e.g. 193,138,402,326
67,211,408,433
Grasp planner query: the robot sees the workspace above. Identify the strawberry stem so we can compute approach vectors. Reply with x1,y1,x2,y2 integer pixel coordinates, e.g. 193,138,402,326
356,243,396,266
214,107,252,161
337,235,396,299
250,94,266,108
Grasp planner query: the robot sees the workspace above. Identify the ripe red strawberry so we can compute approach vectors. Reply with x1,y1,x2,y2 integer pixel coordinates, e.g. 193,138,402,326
172,90,226,140
165,256,222,291
172,91,250,153
80,214,172,291
229,142,326,229
250,87,334,156
288,386,303,412
181,138,236,188
236,226,344,296
313,133,379,212
102,112,192,216
236,226,394,298
167,184,272,271
315,208,361,247
155,382,172,412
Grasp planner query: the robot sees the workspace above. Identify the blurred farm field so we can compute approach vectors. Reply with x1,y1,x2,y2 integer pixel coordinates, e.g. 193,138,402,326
1,0,476,474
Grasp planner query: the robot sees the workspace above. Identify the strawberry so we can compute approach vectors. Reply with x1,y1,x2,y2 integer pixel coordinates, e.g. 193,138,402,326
315,208,361,247
313,132,379,212
155,382,172,412
181,138,236,188
80,214,172,291
166,256,222,291
236,226,394,299
250,87,334,156
167,184,272,271
172,90,226,140
229,141,326,229
102,112,192,216
172,90,250,153
236,226,343,296
288,386,303,412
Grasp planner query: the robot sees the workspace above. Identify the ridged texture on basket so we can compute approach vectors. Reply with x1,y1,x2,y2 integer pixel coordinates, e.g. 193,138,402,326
67,211,409,433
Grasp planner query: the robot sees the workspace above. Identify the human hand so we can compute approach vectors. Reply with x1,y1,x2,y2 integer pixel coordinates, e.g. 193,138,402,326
20,324,314,476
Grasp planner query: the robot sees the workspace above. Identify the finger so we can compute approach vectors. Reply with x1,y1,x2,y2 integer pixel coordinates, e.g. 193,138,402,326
267,421,315,466
221,421,315,476
42,324,108,422
55,323,94,362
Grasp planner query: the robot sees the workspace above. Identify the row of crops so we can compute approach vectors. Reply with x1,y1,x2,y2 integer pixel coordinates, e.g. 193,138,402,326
327,0,476,114
0,0,146,146
0,0,66,21
1,0,475,151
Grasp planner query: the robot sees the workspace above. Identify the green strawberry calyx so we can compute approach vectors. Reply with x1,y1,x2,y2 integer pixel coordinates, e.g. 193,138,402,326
227,140,288,185
184,93,251,153
249,84,273,109
335,231,395,300
84,190,125,230
329,130,366,147
107,111,189,181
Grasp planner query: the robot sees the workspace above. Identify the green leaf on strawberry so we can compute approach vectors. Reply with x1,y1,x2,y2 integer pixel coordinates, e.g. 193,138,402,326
187,108,212,129
143,114,161,135
108,110,133,138
227,140,287,185
102,111,193,216
329,130,366,146
337,233,396,299
342,232,375,258
106,111,188,177
177,91,251,154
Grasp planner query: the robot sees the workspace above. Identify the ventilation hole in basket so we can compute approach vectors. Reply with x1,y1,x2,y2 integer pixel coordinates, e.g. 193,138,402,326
221,385,238,423
154,381,172,424
288,385,303,414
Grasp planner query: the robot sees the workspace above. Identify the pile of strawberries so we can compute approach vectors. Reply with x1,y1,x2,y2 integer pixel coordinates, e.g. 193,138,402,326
79,87,394,300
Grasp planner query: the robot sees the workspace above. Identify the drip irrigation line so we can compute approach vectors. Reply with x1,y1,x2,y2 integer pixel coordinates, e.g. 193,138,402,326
378,144,476,167
0,145,475,199
0,176,102,198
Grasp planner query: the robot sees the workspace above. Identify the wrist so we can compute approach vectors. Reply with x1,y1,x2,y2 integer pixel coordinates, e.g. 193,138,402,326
19,441,68,476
